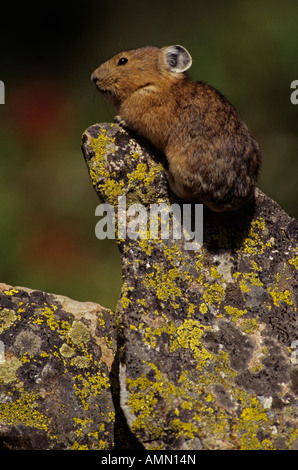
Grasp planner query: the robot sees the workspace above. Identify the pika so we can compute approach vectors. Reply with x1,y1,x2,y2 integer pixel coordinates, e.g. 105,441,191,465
91,45,261,211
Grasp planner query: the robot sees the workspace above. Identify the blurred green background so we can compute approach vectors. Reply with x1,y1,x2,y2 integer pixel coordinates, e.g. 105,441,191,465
0,0,297,310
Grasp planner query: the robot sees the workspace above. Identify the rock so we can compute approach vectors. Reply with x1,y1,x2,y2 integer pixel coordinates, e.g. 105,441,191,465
1,121,297,450
81,123,298,450
0,283,117,449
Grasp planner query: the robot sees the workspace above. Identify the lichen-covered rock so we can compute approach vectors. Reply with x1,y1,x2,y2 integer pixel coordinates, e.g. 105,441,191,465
82,123,298,450
0,283,117,449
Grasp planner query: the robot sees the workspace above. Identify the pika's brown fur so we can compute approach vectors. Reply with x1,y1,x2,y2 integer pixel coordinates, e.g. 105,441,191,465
91,45,261,211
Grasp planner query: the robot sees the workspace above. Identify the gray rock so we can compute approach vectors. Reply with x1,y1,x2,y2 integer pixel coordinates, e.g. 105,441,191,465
81,123,298,450
0,284,117,449
1,122,297,450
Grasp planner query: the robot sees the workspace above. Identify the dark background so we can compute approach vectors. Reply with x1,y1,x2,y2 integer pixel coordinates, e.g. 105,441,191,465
0,0,297,310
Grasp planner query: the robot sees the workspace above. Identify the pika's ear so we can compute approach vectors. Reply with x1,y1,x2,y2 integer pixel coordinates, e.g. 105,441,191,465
163,45,192,73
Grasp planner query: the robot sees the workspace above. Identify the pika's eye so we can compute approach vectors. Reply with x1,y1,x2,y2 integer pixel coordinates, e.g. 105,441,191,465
118,57,128,66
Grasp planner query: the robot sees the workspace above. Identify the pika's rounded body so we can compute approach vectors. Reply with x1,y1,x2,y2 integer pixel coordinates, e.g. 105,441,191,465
91,45,260,211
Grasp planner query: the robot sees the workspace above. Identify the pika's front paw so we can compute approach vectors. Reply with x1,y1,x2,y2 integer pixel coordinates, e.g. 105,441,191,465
114,115,129,128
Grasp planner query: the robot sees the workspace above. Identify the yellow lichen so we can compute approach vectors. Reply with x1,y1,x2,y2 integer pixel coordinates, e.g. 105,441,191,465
268,287,293,306
90,132,125,203
241,318,259,334
188,303,197,316
71,442,89,450
171,319,212,370
0,393,49,431
68,321,90,346
120,283,134,309
241,405,267,422
34,305,71,337
233,271,263,293
199,303,208,314
0,357,22,383
143,321,176,349
238,217,268,255
91,131,108,158
237,400,274,450
171,418,198,439
139,239,153,256
127,161,163,187
73,370,110,411
73,355,90,369
289,256,298,270
224,305,247,322
128,162,148,183
59,343,74,358
210,267,221,279
3,288,19,296
202,283,225,306
102,178,125,203
0,308,17,332
145,265,182,303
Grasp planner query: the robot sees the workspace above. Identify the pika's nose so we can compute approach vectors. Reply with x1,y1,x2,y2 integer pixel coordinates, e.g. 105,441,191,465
91,71,98,84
